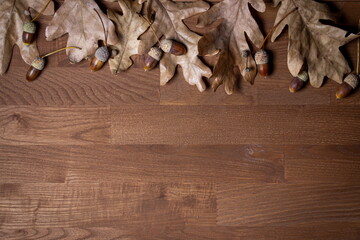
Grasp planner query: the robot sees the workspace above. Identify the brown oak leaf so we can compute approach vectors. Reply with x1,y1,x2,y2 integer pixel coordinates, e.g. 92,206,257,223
197,0,266,95
106,0,147,73
139,0,212,92
45,0,118,63
0,0,54,74
271,0,359,88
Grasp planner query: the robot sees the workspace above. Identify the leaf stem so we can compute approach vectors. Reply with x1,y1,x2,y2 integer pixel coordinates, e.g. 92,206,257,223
41,47,81,58
31,0,52,22
94,8,108,46
138,13,161,45
259,7,298,50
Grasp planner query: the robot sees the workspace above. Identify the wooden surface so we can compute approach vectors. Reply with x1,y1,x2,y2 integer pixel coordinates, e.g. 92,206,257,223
1,0,360,239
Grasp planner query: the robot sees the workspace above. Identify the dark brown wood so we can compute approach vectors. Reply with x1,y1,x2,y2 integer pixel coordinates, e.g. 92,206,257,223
0,106,111,145
284,145,360,183
0,145,284,183
217,183,360,226
2,225,360,240
0,1,359,239
0,182,217,228
111,105,360,145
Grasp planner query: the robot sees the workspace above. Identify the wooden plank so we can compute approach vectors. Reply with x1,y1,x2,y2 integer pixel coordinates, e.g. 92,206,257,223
217,183,360,226
284,145,360,183
1,225,360,240
0,182,216,229
0,107,110,145
183,225,360,240
0,66,159,105
0,144,284,183
111,105,360,145
0,227,143,240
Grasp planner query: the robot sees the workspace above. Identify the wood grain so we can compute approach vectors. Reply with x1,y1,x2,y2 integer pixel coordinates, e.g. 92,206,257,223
111,105,360,145
0,107,110,145
2,225,360,240
284,145,360,183
217,183,360,226
0,182,216,229
0,67,159,106
0,144,284,183
183,225,360,240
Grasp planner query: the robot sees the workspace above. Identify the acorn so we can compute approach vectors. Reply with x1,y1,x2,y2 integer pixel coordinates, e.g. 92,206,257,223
144,47,163,71
89,46,109,72
160,39,187,56
336,74,359,99
22,22,36,46
26,57,45,81
255,49,269,77
289,71,309,93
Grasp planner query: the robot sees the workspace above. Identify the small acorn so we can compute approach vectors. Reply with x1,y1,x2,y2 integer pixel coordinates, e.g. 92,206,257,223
26,57,45,81
144,47,163,71
336,74,359,99
22,0,52,45
25,46,80,82
160,39,187,56
255,49,269,77
22,22,36,46
89,46,109,72
289,71,309,93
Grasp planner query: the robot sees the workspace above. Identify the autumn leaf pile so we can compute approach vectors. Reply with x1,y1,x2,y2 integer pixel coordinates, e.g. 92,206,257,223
0,0,358,94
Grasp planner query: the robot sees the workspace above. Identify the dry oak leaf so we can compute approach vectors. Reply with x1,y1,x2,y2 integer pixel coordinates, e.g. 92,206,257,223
139,0,212,92
106,0,147,73
197,0,265,95
0,0,54,74
271,0,359,88
45,0,118,63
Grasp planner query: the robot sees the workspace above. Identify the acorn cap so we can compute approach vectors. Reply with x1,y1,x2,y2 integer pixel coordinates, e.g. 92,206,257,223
344,73,359,89
95,46,109,62
297,71,309,82
241,50,250,58
31,57,45,70
148,47,163,61
255,49,269,65
160,39,173,53
23,22,36,34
